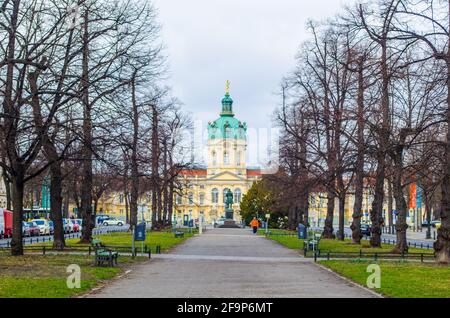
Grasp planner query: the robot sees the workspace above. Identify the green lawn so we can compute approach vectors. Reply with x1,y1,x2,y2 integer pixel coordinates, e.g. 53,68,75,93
31,230,194,253
0,229,195,297
263,229,433,254
320,260,450,298
0,254,146,298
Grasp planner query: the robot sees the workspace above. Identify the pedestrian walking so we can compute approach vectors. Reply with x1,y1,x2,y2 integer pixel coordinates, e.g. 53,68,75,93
250,217,259,234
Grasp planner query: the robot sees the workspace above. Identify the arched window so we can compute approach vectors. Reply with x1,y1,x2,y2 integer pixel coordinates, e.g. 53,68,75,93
212,151,217,166
211,188,219,204
188,192,194,205
223,188,230,204
236,151,242,166
224,151,229,165
234,188,242,204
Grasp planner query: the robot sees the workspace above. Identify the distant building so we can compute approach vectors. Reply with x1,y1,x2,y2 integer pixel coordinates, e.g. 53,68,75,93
174,84,261,224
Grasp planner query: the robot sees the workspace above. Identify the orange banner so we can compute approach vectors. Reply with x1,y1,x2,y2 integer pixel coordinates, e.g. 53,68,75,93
409,183,417,209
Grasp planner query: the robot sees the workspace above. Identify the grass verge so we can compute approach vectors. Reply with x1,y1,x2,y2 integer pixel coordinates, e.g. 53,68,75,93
319,260,450,298
263,229,433,254
0,254,146,298
0,229,195,297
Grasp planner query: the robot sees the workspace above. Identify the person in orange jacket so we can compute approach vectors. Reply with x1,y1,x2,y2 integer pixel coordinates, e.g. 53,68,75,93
250,217,259,234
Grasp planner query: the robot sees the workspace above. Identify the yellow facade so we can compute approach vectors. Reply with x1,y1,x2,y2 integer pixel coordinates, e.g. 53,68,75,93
174,168,261,225
308,186,393,227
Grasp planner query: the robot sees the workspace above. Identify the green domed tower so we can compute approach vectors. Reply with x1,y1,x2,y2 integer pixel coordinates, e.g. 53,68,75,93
207,81,247,177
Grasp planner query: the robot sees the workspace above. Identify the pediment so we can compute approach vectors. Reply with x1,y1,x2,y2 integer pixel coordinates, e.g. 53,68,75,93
208,171,246,181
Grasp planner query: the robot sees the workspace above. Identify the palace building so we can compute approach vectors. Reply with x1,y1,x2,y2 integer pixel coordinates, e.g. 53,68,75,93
174,83,261,225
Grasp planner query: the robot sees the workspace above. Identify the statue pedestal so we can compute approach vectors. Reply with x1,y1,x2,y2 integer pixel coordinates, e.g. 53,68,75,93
225,208,234,220
219,208,240,228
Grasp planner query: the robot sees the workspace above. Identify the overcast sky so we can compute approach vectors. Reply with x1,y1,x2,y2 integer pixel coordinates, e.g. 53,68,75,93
152,0,356,165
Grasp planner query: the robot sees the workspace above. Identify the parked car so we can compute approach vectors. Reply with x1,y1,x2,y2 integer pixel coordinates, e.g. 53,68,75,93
70,219,80,232
23,221,40,237
49,221,54,235
360,224,371,236
33,219,51,235
435,221,442,230
22,221,31,237
102,217,124,226
96,214,110,225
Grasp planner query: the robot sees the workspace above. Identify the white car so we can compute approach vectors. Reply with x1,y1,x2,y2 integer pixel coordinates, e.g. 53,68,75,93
33,219,51,235
102,218,124,226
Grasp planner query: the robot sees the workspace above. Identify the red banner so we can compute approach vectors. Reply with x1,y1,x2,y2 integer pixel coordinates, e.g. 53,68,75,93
409,183,417,209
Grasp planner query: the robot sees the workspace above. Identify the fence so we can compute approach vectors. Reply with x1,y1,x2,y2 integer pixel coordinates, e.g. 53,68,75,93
0,226,129,248
307,249,435,263
0,242,163,259
340,232,434,249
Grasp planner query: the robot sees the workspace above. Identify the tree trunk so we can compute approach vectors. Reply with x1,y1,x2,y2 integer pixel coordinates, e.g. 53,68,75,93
151,189,157,229
350,63,365,244
79,11,94,244
63,189,70,218
288,206,297,230
424,193,432,240
157,187,163,227
370,37,391,248
299,191,309,227
11,173,25,256
391,145,408,254
50,164,65,250
387,179,394,234
370,153,385,248
338,191,345,241
323,191,335,238
125,191,130,225
351,178,363,244
130,76,139,230
150,105,159,229
434,49,450,263
162,141,169,226
168,178,174,226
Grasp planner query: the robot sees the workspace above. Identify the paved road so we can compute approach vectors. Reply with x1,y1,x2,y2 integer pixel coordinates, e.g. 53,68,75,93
90,228,378,298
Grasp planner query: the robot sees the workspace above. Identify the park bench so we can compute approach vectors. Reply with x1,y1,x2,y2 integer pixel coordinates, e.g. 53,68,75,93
91,239,118,267
304,233,322,252
174,231,184,238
